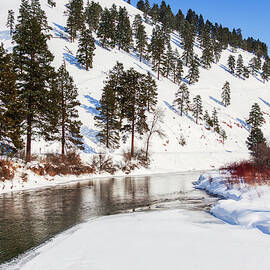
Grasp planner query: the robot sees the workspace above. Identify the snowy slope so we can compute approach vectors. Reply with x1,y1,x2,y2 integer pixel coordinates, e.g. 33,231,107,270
1,0,270,171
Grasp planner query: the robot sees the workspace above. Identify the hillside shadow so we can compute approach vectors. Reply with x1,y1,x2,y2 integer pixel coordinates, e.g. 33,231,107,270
219,64,235,76
236,118,251,132
259,97,270,108
63,53,83,70
80,125,99,144
209,96,225,107
0,30,11,41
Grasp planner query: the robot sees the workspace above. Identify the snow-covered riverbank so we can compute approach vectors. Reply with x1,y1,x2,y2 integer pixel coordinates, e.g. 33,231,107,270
0,151,248,195
195,171,270,235
4,209,270,270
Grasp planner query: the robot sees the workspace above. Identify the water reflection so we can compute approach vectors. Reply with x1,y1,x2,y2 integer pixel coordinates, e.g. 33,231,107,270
0,172,216,264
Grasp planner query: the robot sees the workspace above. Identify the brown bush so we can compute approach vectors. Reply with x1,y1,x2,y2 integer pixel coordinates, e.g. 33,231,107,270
0,159,16,182
91,153,118,175
31,152,95,177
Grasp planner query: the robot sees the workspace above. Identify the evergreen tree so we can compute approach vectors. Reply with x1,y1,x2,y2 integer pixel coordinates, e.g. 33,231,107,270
161,43,175,78
13,0,56,162
246,127,266,152
132,14,143,35
192,95,203,124
97,7,116,48
0,44,24,153
200,24,214,69
65,0,84,42
243,66,250,79
150,25,165,80
122,68,149,157
137,0,145,12
249,56,261,75
76,28,96,71
213,39,223,63
186,54,200,85
149,4,160,25
47,0,56,8
173,50,183,84
54,64,83,156
134,20,148,62
247,103,264,129
143,0,150,23
85,0,103,32
220,128,227,144
181,21,195,66
174,83,190,116
144,72,158,112
212,109,220,133
95,63,125,149
6,10,15,36
204,110,213,128
116,7,133,52
221,81,231,107
227,55,236,74
261,59,270,82
236,54,244,77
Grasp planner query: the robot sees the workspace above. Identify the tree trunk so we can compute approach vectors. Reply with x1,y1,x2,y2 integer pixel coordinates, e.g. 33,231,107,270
26,114,32,162
146,134,151,161
61,84,65,158
131,110,135,157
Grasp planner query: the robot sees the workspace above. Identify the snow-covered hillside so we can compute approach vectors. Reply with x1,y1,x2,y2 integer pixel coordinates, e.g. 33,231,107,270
1,0,270,171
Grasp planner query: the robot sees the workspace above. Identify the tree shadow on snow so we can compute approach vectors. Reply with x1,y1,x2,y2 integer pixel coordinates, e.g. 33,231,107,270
209,96,225,107
63,53,83,70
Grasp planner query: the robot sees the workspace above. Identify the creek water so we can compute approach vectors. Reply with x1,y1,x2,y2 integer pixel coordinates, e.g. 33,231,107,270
0,171,217,265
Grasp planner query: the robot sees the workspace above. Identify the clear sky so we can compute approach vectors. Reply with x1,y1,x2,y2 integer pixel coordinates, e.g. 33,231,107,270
143,0,270,49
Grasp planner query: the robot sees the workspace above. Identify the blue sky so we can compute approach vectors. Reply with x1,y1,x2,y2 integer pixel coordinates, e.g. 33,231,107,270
144,0,269,48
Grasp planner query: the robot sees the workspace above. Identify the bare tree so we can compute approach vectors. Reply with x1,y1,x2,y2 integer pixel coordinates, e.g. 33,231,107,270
145,108,165,161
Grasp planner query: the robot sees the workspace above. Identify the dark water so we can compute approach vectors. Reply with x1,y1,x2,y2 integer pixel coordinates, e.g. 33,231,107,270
0,172,217,265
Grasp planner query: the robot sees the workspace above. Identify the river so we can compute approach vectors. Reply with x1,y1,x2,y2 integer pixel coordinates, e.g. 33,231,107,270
0,171,217,265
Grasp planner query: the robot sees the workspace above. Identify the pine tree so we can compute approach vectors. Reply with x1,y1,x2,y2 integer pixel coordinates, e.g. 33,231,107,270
149,4,160,25
200,24,214,69
192,95,203,124
47,0,56,8
97,7,116,48
150,25,165,80
0,44,24,154
220,128,227,144
143,0,150,23
247,103,264,129
249,56,261,75
122,68,149,157
186,54,200,85
6,10,15,36
76,28,96,71
143,72,158,112
236,54,244,77
116,7,133,52
137,0,145,12
13,0,56,162
161,43,175,78
95,62,124,149
181,21,195,67
54,64,83,156
227,55,236,74
173,51,183,84
132,14,143,35
134,21,148,62
261,59,270,83
85,0,103,32
212,109,220,133
243,66,250,79
174,83,190,116
213,39,223,63
204,110,213,128
65,0,85,42
221,81,231,107
246,127,266,152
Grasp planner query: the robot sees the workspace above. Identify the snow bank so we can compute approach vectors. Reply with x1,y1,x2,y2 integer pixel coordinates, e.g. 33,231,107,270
195,172,270,235
4,209,270,270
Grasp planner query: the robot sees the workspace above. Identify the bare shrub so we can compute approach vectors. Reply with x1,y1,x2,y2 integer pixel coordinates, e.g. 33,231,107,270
0,159,16,182
91,153,118,174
